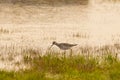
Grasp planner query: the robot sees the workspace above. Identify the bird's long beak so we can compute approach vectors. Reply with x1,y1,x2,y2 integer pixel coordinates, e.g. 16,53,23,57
49,44,53,50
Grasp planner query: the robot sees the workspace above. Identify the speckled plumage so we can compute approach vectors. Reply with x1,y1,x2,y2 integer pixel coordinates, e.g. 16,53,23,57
50,41,77,50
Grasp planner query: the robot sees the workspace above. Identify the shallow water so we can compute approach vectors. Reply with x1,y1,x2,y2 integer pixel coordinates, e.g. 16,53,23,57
1,1,120,49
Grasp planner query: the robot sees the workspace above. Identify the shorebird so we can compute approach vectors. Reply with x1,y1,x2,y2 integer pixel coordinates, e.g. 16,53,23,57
50,41,77,50
49,41,77,58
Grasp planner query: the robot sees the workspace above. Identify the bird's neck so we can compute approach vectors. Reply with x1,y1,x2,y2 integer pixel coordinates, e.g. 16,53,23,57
55,43,59,46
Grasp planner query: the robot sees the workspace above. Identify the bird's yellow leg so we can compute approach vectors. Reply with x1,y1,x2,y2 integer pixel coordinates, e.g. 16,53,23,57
69,49,72,57
63,50,66,59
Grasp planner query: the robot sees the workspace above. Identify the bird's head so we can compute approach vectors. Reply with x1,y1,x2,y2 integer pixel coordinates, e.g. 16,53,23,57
52,41,57,45
49,41,57,49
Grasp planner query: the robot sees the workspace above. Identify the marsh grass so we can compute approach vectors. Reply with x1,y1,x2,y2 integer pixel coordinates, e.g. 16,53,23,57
0,50,120,80
0,28,10,34
73,32,89,38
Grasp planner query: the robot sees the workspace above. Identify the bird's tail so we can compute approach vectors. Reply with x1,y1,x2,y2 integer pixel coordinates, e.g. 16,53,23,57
73,44,77,46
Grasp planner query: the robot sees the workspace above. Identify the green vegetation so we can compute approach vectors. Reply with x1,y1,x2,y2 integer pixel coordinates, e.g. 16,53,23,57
0,50,120,80
0,0,89,5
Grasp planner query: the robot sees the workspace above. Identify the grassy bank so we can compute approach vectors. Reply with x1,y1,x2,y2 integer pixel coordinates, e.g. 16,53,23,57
0,0,89,6
0,50,120,80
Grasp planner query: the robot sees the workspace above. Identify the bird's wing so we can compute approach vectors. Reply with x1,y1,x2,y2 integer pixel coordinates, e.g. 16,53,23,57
61,43,77,47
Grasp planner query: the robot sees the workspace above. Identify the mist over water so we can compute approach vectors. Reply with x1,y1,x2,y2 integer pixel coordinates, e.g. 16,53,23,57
86,0,120,46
